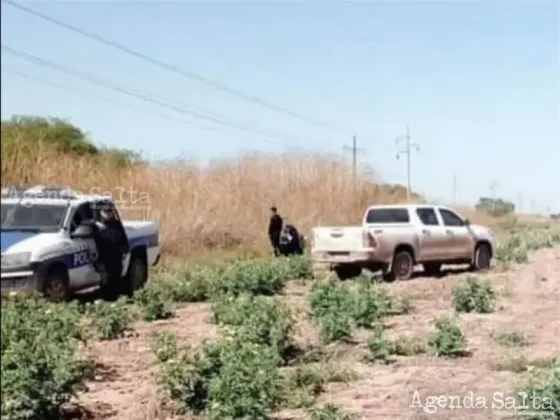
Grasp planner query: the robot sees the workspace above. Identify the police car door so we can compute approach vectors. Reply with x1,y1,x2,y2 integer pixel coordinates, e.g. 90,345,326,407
68,202,99,289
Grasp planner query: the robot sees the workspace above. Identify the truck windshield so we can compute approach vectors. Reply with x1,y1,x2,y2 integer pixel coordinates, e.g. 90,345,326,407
1,203,68,231
365,208,410,224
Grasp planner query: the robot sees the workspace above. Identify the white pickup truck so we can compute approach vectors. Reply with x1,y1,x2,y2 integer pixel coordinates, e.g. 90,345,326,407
311,204,496,281
1,185,160,300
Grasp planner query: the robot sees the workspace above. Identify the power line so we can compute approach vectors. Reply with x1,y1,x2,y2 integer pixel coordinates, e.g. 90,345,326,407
3,0,352,137
395,125,420,199
2,67,305,145
1,45,303,145
2,67,202,128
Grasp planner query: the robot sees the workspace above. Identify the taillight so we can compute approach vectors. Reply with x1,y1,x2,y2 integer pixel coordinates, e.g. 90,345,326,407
362,231,377,248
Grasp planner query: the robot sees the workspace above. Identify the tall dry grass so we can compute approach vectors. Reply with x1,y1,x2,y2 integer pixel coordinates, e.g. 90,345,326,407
1,136,494,257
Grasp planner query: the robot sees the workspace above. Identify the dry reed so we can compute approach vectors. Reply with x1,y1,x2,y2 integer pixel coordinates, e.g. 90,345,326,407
1,135,494,258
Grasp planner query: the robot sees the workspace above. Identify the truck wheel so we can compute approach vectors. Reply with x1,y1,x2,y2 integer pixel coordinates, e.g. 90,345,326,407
385,250,414,281
127,254,148,295
333,265,362,280
471,243,491,271
43,266,71,302
423,262,442,277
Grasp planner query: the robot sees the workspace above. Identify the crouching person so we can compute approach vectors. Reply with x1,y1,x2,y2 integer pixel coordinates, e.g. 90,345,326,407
278,224,304,256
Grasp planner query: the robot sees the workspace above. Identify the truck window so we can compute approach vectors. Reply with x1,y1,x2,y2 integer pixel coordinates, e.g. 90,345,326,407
1,203,67,231
365,208,410,223
416,208,439,226
70,203,94,232
439,208,465,227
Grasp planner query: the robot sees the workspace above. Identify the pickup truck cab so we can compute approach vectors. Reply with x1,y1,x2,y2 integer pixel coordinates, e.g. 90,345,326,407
311,204,495,281
1,185,160,300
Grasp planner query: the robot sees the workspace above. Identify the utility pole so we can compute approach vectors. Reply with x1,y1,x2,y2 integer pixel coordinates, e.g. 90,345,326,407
396,125,420,200
343,134,364,196
452,174,458,205
489,181,499,216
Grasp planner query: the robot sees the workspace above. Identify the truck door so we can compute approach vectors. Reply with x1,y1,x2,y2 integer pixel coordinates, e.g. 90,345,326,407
437,208,474,259
68,202,99,289
415,207,449,261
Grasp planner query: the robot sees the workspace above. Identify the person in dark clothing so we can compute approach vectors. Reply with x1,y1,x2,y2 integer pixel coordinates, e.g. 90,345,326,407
268,206,283,256
278,224,304,256
94,207,129,297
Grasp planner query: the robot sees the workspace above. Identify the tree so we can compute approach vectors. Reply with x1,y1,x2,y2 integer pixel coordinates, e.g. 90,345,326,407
1,115,99,156
475,196,515,217
1,115,143,167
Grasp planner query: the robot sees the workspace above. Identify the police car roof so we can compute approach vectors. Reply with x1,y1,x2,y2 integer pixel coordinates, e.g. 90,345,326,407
1,185,113,204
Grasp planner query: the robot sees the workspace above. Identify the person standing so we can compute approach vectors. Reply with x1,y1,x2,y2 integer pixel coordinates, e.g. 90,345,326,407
268,206,283,256
94,207,130,298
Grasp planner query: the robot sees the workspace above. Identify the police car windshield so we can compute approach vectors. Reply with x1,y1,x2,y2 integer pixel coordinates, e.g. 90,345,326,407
1,203,68,231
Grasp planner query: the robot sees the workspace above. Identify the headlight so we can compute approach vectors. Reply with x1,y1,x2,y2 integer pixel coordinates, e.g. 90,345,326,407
1,252,32,269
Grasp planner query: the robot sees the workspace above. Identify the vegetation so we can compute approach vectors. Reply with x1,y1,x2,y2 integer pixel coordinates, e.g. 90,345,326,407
494,227,560,266
2,115,559,419
427,316,469,358
308,279,410,343
1,295,94,420
494,331,530,348
475,196,515,217
2,116,142,168
451,276,495,313
2,114,483,258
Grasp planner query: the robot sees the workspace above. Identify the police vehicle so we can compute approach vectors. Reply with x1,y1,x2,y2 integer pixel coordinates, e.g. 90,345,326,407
1,185,160,300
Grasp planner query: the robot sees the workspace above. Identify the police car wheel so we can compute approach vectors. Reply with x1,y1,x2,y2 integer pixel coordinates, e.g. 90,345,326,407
128,255,147,293
43,267,71,302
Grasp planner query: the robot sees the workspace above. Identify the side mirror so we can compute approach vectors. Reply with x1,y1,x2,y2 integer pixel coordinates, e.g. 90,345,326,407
71,224,93,238
464,218,471,226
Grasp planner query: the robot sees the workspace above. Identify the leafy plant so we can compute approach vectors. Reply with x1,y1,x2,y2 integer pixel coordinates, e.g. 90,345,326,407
134,283,174,321
494,227,560,266
391,336,426,356
283,365,327,408
518,362,559,419
159,270,211,303
152,331,179,363
308,281,355,342
308,280,409,343
211,294,295,362
309,404,356,420
427,316,469,358
155,332,284,418
283,255,313,279
452,276,495,313
86,297,133,340
1,295,95,420
365,326,393,364
210,259,287,297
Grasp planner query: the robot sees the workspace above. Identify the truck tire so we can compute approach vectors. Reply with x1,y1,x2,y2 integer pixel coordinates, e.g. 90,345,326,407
423,262,442,277
126,253,148,296
471,243,491,272
333,264,362,280
43,266,71,302
384,249,414,282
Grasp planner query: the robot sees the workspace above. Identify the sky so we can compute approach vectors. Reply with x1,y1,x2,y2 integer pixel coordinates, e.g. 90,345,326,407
1,0,559,213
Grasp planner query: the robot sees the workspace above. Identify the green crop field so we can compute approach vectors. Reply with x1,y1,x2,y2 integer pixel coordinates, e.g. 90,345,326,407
2,225,560,420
